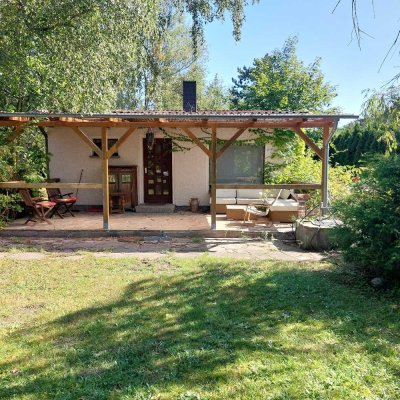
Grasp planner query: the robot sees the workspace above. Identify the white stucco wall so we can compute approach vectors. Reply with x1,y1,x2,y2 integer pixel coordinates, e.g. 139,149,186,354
47,126,273,206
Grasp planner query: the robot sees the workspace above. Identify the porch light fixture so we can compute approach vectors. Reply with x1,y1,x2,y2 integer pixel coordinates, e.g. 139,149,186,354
146,128,154,150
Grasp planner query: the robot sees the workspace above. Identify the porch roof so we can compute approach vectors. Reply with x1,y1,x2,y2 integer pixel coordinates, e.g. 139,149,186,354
0,110,358,129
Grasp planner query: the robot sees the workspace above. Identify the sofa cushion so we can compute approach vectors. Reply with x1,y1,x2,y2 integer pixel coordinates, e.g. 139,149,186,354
264,189,281,198
216,189,236,198
212,197,236,205
236,198,262,205
279,189,292,199
236,189,263,199
269,199,299,212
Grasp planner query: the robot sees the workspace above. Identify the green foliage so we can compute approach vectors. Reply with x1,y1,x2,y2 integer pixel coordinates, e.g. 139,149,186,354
1,0,253,113
230,37,337,186
267,148,356,210
230,37,336,111
331,155,400,282
332,86,400,166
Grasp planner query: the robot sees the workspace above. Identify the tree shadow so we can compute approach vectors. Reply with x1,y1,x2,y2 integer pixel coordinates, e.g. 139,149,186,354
1,260,399,399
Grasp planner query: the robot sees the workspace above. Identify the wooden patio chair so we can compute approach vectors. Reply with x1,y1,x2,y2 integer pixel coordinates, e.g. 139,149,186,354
19,189,57,224
46,188,77,218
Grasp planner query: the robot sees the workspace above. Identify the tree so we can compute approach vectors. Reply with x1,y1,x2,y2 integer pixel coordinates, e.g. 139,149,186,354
0,0,256,113
230,37,337,184
331,85,400,166
230,37,336,111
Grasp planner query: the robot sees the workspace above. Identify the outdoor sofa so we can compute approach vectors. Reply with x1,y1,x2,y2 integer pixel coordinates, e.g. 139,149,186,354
213,188,300,222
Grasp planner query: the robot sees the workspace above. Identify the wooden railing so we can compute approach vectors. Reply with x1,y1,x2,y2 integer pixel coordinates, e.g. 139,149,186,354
0,182,102,189
215,183,321,190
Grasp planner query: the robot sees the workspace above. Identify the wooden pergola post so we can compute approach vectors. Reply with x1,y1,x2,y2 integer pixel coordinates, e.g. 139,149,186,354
210,127,217,230
101,127,110,229
321,126,330,216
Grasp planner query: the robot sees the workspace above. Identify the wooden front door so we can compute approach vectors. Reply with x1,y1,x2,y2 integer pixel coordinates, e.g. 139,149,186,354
143,138,173,203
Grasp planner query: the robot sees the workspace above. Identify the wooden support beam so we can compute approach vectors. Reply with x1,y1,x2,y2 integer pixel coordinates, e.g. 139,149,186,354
102,127,110,230
321,126,330,213
72,127,102,157
210,127,217,230
7,125,23,143
0,182,102,189
216,127,248,159
106,127,136,159
292,126,323,159
216,183,322,190
181,127,211,156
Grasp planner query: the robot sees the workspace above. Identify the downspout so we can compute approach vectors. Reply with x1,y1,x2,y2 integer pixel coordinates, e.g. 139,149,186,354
321,120,338,217
38,126,50,179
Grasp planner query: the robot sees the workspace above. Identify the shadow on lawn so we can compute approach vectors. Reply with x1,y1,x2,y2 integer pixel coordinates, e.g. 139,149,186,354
1,261,399,399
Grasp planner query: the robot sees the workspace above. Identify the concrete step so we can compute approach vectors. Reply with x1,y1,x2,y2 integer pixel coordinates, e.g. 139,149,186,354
135,203,175,214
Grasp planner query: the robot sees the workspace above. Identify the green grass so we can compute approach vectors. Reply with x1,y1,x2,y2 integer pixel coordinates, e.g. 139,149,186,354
0,255,399,399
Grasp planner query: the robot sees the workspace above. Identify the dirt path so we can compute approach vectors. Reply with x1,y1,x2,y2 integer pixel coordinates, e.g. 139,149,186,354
0,236,324,261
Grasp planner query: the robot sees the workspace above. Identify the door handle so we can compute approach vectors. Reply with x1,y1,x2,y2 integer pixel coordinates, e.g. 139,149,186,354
145,168,147,174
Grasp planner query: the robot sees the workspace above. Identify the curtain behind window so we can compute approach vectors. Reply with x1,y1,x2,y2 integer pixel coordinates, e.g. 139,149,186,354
216,144,264,183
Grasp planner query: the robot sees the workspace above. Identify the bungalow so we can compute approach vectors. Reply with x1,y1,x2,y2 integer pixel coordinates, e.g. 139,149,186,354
0,82,358,230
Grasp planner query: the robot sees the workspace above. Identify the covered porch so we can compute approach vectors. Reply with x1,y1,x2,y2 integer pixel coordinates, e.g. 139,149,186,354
0,110,357,232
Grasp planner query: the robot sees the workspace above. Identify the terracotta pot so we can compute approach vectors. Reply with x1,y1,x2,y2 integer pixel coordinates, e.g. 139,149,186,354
190,197,199,213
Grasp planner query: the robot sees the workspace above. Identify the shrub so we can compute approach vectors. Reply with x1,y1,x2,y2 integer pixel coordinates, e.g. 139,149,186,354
267,149,357,210
331,155,400,282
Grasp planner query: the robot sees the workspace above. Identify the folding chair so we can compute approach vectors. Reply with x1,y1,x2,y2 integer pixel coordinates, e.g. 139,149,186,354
243,189,282,222
46,188,77,218
19,189,57,225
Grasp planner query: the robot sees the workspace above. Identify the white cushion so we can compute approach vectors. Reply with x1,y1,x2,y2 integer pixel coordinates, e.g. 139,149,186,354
237,198,261,205
279,189,292,199
236,189,263,199
216,189,236,198
212,197,236,205
269,199,299,212
264,189,281,198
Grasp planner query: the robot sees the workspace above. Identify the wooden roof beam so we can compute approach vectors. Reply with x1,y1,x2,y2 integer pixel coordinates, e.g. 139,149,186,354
6,125,24,143
291,125,323,159
181,127,211,157
106,127,136,159
71,127,102,157
216,127,248,159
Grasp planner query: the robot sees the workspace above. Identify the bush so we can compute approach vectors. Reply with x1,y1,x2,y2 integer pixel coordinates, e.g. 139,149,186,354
267,148,357,210
331,155,400,282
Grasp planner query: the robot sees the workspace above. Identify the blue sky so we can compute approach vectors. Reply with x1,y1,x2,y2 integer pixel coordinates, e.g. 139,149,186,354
204,0,400,116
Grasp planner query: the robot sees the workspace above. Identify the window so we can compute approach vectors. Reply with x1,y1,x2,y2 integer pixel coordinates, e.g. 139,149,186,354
91,139,119,157
216,144,264,183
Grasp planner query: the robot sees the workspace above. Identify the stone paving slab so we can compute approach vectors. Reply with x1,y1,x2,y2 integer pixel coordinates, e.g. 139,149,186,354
0,237,324,262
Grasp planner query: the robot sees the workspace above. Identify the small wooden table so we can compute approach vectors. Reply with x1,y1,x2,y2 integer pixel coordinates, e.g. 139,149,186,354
226,204,268,221
226,205,246,220
109,192,125,214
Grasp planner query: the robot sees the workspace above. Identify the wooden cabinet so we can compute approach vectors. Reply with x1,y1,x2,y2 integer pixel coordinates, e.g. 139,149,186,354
108,166,138,209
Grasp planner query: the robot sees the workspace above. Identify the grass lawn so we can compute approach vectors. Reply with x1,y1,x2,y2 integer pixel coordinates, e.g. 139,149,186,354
0,255,399,399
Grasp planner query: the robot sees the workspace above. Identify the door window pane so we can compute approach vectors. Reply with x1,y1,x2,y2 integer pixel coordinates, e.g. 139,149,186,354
108,174,116,183
122,174,131,183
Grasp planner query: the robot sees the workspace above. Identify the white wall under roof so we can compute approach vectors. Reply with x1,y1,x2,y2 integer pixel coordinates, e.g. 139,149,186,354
47,126,271,207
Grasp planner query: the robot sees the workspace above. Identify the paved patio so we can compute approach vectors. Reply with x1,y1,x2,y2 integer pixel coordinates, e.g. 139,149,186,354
1,210,294,237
